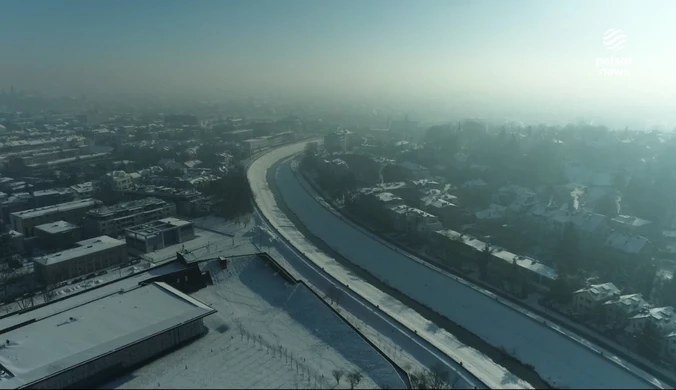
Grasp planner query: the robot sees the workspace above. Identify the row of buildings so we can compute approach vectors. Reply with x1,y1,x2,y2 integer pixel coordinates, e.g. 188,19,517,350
573,282,676,362
348,180,558,290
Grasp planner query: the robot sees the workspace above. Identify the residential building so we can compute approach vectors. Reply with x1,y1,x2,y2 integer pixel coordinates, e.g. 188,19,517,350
626,306,676,336
324,128,354,153
10,199,102,237
430,229,557,289
610,215,654,236
84,197,175,237
602,293,650,326
103,170,134,191
420,196,463,228
70,182,95,199
604,232,652,259
386,205,442,237
34,220,82,250
33,188,75,208
573,282,621,316
125,217,195,253
33,235,128,284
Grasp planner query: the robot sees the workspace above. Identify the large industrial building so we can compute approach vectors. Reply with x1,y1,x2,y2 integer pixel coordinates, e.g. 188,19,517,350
10,199,102,237
0,282,216,389
33,235,128,284
125,217,195,253
83,197,175,238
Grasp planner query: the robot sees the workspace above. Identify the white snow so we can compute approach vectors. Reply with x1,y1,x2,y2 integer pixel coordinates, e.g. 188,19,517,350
141,227,257,264
0,282,213,389
248,143,531,389
105,255,406,389
248,141,665,389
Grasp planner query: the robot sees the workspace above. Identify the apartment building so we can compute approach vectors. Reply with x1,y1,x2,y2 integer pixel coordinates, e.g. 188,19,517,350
10,198,102,237
84,197,175,238
573,282,621,316
33,235,128,284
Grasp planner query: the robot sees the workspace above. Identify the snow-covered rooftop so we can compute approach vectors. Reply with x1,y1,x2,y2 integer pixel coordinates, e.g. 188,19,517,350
611,215,652,228
605,232,649,254
34,220,79,235
433,229,558,281
0,282,215,389
33,235,125,266
374,191,402,204
11,198,101,219
575,282,620,301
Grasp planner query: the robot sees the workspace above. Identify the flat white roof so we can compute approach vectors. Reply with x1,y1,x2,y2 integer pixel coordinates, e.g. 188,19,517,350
34,220,79,235
0,282,215,389
11,199,100,220
33,235,126,266
158,217,192,228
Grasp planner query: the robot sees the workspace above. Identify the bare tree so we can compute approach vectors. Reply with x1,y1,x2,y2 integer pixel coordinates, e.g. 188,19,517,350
410,364,451,389
347,370,363,389
332,369,344,385
0,269,16,300
43,284,57,303
16,294,34,310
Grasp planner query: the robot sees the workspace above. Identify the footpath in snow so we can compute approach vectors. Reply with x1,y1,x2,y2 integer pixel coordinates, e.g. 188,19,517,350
249,143,532,389
105,255,405,389
249,141,665,389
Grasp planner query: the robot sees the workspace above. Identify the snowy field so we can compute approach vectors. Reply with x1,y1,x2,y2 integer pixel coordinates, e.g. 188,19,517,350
248,143,530,389
104,255,406,389
254,221,485,389
248,141,664,389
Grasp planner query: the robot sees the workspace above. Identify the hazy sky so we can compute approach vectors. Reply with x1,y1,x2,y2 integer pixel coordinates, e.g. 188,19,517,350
2,0,676,126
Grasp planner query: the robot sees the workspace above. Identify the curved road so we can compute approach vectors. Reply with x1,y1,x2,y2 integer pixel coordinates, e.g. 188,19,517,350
249,140,665,389
249,146,518,389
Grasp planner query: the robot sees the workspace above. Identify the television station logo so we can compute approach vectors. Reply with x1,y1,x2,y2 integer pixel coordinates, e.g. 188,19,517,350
596,28,631,76
602,29,627,52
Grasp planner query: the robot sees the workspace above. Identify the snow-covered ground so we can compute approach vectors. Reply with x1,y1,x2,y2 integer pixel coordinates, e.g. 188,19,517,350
142,223,258,264
104,255,405,389
248,141,665,389
248,143,530,389
255,224,485,389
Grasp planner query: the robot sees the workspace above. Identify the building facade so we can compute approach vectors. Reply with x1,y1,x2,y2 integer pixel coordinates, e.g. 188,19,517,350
84,197,176,238
125,218,195,253
10,198,102,237
33,235,128,284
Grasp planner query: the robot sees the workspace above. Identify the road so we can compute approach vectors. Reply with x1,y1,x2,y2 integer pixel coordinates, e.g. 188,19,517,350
249,142,535,389
248,140,666,389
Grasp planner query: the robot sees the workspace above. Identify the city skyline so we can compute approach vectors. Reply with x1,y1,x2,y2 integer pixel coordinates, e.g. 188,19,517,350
2,0,676,127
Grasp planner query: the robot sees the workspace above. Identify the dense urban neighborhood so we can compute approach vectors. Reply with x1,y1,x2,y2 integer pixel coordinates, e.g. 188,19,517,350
300,122,676,369
0,89,675,389
1,1,675,388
